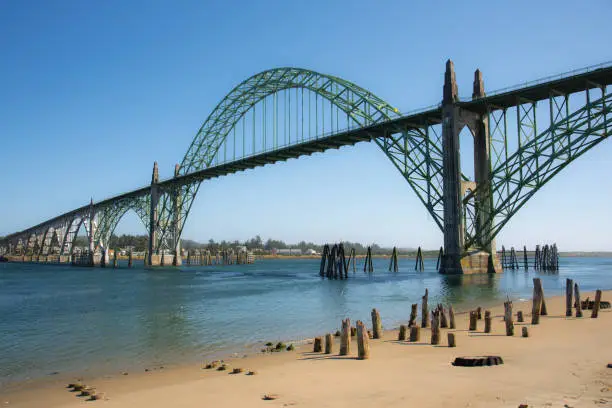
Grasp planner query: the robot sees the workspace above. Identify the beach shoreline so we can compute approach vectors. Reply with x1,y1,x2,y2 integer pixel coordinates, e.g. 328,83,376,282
3,290,611,407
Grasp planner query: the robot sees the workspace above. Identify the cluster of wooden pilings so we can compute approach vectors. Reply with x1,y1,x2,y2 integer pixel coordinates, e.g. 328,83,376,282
319,243,353,279
308,278,606,361
388,247,399,272
534,244,559,271
363,246,374,273
184,248,253,266
500,244,560,271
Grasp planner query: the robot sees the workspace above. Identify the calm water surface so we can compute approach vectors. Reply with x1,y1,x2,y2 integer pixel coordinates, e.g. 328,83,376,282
1,256,611,387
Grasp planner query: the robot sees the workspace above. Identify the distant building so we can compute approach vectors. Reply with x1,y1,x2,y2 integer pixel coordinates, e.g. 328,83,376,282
305,249,318,255
276,248,302,256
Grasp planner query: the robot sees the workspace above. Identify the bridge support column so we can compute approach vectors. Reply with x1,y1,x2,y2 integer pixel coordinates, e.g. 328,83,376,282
440,60,501,274
440,60,465,274
472,70,502,273
172,164,182,267
87,199,96,267
148,162,161,266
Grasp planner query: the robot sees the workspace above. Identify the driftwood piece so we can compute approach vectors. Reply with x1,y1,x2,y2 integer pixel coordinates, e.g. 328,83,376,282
449,305,456,329
452,356,504,367
421,289,429,328
325,333,333,354
409,326,420,342
484,310,491,333
398,325,407,341
356,320,369,360
431,310,440,345
504,300,514,336
592,289,602,318
574,283,582,318
447,332,456,347
313,337,322,352
566,278,574,317
340,318,351,356
469,311,478,331
371,308,383,339
409,303,418,327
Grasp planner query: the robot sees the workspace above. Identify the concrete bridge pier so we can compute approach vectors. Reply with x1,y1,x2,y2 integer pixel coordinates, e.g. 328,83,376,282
148,162,162,266
440,60,501,274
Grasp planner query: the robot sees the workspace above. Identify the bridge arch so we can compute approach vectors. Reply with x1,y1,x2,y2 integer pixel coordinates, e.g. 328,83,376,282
154,68,403,252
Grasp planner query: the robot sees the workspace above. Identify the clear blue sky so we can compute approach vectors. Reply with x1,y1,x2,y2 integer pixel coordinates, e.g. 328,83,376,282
1,0,611,251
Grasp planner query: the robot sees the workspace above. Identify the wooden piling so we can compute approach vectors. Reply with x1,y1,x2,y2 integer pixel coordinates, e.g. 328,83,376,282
438,304,448,328
447,332,456,347
313,337,322,352
484,310,492,333
340,318,351,356
409,326,420,342
398,325,407,341
534,278,548,315
409,303,418,327
113,250,118,268
389,246,399,272
356,320,369,360
449,304,456,329
431,310,440,345
371,308,382,339
421,289,429,328
436,246,443,272
523,245,528,269
574,283,582,318
566,278,573,317
325,333,333,354
522,326,529,337
517,310,524,323
415,246,424,271
504,300,514,336
476,306,482,320
532,279,543,324
128,251,133,268
591,289,602,318
469,311,478,331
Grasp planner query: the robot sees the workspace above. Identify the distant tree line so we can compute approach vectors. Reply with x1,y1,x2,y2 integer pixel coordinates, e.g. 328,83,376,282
69,234,434,256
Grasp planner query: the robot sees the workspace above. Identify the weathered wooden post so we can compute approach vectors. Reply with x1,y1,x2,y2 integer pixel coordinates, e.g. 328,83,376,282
447,332,456,347
531,280,542,325
313,337,322,352
439,304,448,328
356,320,370,360
574,283,582,318
398,325,407,341
421,289,429,328
409,326,420,342
591,289,602,318
409,303,418,327
449,305,456,329
340,318,351,356
522,326,529,337
517,310,524,323
371,308,382,339
128,251,133,268
325,333,333,354
431,310,440,345
484,310,491,333
504,301,514,336
469,311,478,331
566,278,573,317
476,306,482,320
533,278,548,316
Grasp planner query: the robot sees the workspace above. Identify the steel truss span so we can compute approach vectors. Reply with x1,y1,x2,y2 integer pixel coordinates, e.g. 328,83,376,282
1,62,611,270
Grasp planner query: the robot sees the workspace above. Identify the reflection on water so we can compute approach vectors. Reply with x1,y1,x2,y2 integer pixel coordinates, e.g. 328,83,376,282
0,256,611,385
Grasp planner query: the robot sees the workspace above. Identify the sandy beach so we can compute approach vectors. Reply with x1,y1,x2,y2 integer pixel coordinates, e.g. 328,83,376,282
2,290,610,408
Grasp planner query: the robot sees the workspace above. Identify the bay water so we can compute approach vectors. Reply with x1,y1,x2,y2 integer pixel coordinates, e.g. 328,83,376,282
1,256,611,387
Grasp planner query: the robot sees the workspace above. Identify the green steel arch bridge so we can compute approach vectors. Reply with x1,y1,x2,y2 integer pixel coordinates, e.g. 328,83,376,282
1,60,611,274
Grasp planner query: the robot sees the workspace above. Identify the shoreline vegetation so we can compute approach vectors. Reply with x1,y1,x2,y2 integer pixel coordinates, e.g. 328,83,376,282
63,234,612,258
3,290,610,407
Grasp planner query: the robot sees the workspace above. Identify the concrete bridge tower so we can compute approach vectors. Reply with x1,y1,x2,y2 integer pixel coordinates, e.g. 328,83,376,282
440,60,502,274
